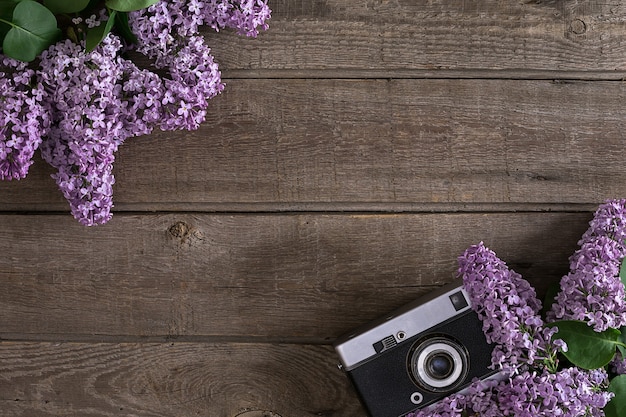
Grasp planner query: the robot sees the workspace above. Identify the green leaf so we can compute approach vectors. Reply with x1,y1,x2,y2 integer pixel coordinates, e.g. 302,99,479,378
114,11,137,44
104,0,159,12
1,0,61,62
548,320,622,369
620,326,626,356
43,0,90,14
85,10,116,53
605,375,626,417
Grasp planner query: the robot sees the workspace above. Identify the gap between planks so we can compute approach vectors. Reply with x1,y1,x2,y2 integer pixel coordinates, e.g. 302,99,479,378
0,202,602,215
0,333,339,345
222,68,626,81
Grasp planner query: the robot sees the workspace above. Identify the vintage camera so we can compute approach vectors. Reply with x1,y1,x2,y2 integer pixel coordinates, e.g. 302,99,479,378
334,282,498,417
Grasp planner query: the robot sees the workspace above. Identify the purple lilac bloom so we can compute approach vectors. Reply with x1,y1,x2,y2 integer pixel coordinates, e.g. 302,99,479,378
37,35,164,225
200,0,271,36
408,368,611,417
0,57,50,180
128,0,270,53
493,368,611,417
548,199,626,332
128,1,251,130
127,1,186,58
582,199,626,243
458,243,563,372
611,353,626,375
118,57,164,138
37,37,126,225
1,0,271,225
158,35,223,131
126,0,270,130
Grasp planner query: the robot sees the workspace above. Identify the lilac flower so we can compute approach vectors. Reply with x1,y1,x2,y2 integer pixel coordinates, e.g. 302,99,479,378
582,199,626,244
0,0,271,225
37,35,164,225
37,38,125,225
494,368,611,417
200,0,272,36
611,353,626,375
129,0,270,48
158,35,223,130
118,57,164,138
458,243,563,372
0,57,50,180
127,1,183,57
129,3,233,131
548,199,626,332
126,1,271,131
408,368,611,417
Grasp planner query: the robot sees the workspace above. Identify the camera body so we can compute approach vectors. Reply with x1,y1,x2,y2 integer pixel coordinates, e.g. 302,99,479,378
334,282,497,417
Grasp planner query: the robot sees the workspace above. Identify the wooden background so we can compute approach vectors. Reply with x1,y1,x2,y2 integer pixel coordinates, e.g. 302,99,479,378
2,0,626,416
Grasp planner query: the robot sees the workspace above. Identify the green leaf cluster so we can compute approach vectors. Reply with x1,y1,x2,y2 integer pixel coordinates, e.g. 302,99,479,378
607,375,626,417
0,0,159,62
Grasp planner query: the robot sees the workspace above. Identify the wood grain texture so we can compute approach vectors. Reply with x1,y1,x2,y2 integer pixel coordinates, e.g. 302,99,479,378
2,79,626,211
206,0,626,73
0,342,361,417
0,212,589,340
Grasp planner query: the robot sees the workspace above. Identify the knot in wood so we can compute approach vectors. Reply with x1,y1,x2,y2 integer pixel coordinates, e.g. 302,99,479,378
168,221,204,246
570,19,587,35
169,221,191,240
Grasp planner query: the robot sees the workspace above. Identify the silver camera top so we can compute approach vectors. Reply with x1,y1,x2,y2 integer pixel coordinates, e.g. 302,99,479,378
334,281,471,371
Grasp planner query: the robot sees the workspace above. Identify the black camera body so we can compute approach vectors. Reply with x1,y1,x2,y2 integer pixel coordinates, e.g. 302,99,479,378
334,282,498,417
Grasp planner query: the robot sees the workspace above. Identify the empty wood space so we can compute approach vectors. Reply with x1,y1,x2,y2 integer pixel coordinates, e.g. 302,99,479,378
2,1,626,416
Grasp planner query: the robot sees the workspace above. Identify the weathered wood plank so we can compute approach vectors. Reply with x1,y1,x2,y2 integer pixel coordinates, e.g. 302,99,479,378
0,212,589,340
207,0,626,73
0,341,362,417
2,79,625,211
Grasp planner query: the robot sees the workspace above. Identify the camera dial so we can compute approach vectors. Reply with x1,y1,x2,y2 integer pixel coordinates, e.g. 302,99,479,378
408,335,469,393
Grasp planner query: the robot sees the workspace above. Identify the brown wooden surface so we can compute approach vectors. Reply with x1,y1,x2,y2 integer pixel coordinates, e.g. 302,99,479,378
0,212,589,340
4,79,626,211
207,0,626,74
2,1,626,416
0,342,362,417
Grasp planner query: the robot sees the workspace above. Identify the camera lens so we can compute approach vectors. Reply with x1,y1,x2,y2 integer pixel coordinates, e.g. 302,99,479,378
408,335,469,393
427,352,454,379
